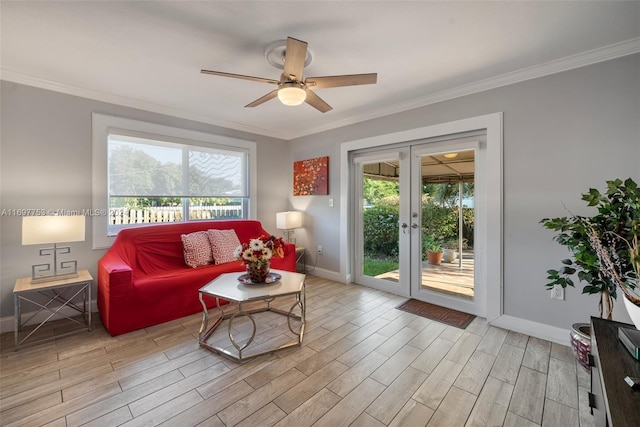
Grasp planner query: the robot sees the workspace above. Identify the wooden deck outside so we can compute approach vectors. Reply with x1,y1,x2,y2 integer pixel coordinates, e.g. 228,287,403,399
375,251,475,298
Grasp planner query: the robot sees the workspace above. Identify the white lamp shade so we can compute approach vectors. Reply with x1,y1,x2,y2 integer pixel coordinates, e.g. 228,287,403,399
277,87,306,106
22,215,86,245
276,211,302,230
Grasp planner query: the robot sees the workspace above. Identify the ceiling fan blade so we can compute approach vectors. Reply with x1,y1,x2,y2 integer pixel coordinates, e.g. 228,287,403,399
245,90,278,108
305,73,377,89
304,89,332,113
201,69,279,85
281,37,308,81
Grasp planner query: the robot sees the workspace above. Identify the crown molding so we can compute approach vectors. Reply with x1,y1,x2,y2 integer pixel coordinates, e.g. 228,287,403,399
292,37,640,140
2,37,639,141
0,70,291,140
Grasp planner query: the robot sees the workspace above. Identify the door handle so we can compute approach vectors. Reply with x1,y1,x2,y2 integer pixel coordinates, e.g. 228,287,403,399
411,223,419,229
401,223,408,234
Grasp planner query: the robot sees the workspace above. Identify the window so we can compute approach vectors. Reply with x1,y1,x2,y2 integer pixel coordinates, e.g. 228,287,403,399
93,114,256,249
108,133,249,234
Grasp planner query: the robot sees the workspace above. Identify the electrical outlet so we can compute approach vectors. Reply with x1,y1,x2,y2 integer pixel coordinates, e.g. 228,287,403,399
551,285,565,300
317,245,323,255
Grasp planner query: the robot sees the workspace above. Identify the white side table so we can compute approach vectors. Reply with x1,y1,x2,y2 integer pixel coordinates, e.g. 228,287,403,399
13,270,92,350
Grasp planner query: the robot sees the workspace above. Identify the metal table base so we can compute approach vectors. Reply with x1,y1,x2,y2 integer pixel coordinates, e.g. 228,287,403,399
13,270,92,351
198,274,305,363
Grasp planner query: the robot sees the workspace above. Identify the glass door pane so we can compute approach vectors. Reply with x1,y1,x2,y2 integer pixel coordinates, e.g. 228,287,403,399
421,168,475,298
353,149,410,296
411,145,478,314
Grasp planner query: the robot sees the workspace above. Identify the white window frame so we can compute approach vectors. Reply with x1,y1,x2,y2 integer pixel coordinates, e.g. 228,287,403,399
92,113,257,249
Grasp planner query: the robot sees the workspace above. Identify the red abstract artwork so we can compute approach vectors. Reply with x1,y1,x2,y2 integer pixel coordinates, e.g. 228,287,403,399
293,156,329,196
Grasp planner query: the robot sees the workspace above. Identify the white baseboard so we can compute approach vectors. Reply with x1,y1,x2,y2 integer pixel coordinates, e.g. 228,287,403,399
1,300,98,334
1,316,15,334
304,266,345,283
490,314,570,346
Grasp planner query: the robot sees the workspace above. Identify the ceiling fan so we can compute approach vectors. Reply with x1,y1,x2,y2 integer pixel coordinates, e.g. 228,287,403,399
201,37,377,113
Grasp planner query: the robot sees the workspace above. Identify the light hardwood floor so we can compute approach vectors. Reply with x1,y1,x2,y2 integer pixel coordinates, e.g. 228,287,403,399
0,275,594,427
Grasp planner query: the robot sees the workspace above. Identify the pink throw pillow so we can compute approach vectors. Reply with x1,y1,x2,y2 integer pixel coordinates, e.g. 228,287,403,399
208,229,241,265
181,231,214,268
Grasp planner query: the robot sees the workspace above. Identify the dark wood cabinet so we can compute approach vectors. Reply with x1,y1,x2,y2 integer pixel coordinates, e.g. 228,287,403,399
589,317,640,426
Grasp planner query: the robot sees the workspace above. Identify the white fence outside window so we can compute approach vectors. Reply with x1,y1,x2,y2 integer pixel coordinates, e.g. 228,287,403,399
109,205,242,225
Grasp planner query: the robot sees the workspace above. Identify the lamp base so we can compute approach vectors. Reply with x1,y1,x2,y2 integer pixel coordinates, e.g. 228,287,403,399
30,243,79,284
283,230,294,243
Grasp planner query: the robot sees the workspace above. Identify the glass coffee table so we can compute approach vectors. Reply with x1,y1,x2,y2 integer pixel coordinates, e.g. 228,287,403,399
198,269,306,362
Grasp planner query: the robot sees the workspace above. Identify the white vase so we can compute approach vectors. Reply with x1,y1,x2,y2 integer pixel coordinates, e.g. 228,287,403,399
442,249,458,263
622,294,640,330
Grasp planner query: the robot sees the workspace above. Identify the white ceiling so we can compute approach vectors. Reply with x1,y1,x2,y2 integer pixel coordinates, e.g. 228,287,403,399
2,1,639,140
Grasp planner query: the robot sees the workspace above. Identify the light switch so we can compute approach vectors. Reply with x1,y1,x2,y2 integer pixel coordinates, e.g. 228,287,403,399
329,198,334,207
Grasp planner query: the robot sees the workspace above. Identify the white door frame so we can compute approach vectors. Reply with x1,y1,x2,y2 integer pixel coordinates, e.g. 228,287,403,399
340,113,503,321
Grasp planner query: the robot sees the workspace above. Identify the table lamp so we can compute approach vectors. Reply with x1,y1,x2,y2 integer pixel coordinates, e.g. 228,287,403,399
22,215,85,283
276,211,302,244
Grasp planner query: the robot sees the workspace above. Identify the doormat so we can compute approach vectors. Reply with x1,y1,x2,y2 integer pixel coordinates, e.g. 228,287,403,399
396,299,475,329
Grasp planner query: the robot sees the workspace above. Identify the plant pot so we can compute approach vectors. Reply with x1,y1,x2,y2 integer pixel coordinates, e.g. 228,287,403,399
623,294,640,330
442,249,458,263
570,323,591,371
427,251,443,265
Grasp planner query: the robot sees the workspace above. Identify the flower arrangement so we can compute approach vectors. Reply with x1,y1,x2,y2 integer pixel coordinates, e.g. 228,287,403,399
234,235,285,266
234,235,285,282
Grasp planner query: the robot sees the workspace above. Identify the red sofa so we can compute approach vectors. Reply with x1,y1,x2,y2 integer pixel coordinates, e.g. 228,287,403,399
97,220,296,336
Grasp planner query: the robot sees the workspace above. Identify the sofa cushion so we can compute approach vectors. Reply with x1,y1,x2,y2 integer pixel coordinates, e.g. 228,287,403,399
181,231,213,268
208,229,241,264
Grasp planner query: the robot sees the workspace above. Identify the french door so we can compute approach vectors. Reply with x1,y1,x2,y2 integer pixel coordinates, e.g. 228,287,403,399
354,148,411,296
353,135,484,315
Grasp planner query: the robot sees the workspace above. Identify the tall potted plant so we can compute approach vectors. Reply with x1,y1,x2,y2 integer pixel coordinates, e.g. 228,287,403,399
542,178,640,369
541,178,640,320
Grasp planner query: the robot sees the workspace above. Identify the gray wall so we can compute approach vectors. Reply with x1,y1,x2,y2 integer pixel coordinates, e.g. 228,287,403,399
2,54,639,333
0,81,290,322
288,54,640,329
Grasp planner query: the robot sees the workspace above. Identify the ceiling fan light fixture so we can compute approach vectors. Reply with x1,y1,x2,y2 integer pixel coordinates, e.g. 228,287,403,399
202,37,375,112
278,85,306,106
444,152,459,159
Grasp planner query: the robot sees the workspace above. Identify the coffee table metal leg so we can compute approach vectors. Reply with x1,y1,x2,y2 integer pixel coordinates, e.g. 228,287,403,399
199,295,227,348
293,283,306,343
198,293,209,337
198,278,306,362
287,300,304,336
228,303,256,359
